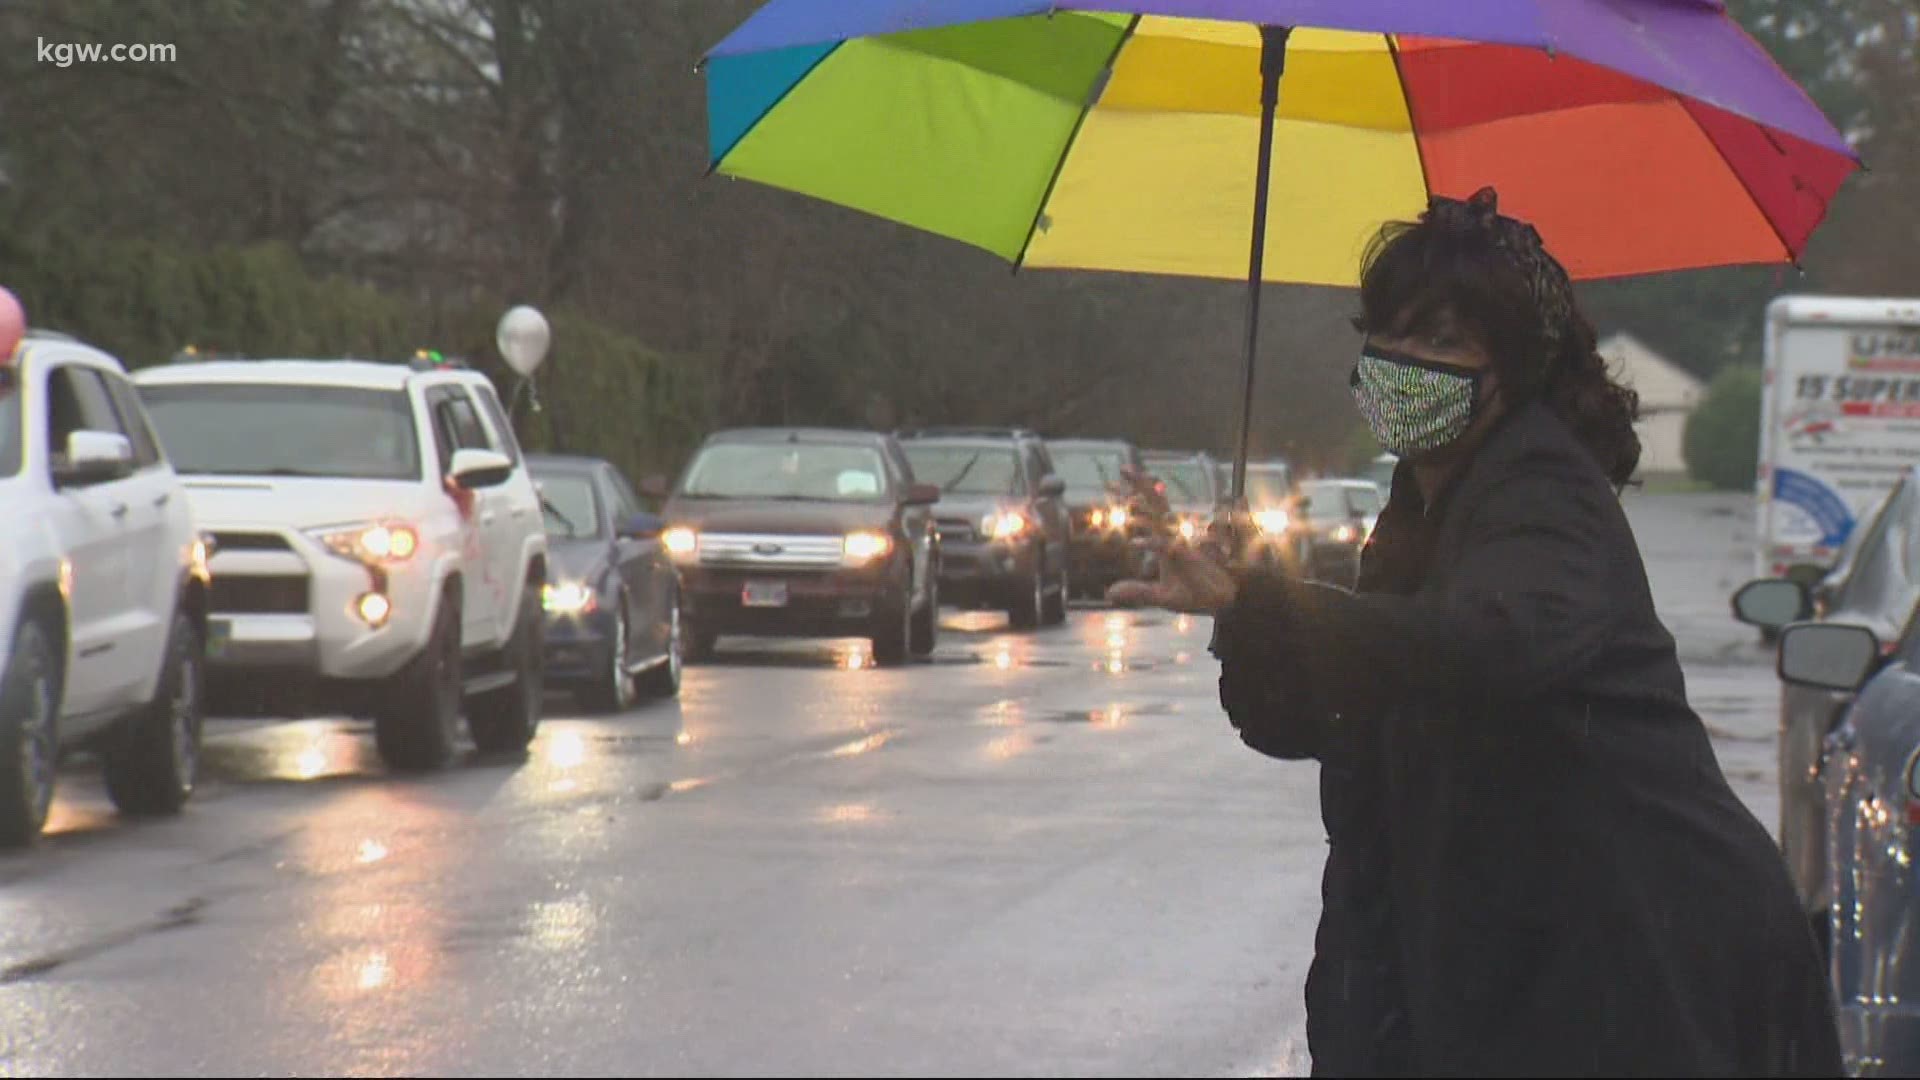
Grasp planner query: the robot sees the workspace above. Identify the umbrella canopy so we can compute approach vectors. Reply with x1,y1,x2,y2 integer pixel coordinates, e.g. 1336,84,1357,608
706,1,1855,285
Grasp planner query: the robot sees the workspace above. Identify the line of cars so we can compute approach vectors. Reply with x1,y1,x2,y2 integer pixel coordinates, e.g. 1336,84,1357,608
1733,467,1920,1073
1,325,1383,848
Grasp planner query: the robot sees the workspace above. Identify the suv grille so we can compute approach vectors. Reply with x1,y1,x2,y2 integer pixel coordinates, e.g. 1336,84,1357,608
210,531,292,552
211,575,311,614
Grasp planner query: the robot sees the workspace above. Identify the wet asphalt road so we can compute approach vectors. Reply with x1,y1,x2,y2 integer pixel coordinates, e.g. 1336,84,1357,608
0,493,1779,1077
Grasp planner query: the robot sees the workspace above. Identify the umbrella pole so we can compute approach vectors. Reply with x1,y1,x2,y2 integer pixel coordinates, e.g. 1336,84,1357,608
1231,25,1292,502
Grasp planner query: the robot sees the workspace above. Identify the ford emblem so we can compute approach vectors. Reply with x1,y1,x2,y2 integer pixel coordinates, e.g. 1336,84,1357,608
753,542,783,556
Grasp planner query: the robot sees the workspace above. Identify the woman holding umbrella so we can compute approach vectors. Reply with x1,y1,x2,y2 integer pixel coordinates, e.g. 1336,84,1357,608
1111,188,1841,1076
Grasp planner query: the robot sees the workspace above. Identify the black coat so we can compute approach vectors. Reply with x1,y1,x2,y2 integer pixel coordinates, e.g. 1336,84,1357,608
1212,403,1841,1077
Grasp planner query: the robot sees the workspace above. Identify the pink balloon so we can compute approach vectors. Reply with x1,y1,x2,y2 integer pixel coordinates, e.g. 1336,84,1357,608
0,288,23,362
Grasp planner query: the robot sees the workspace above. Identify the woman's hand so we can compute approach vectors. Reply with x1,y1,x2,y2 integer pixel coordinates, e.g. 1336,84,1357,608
1105,466,1240,614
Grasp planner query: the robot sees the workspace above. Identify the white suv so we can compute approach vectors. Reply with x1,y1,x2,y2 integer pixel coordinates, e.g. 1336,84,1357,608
0,332,209,846
134,357,549,770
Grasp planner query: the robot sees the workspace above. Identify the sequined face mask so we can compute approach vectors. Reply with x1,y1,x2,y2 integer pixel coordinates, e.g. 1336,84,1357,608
1350,347,1485,456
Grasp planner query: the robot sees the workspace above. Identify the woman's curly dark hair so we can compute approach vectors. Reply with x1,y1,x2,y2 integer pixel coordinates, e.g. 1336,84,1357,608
1357,187,1642,486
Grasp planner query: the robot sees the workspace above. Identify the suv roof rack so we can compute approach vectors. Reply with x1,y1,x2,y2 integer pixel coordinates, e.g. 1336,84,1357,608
23,328,80,343
895,426,1041,440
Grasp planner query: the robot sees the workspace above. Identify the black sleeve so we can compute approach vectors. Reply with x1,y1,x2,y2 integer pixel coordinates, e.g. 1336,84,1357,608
1273,462,1620,707
1210,574,1330,760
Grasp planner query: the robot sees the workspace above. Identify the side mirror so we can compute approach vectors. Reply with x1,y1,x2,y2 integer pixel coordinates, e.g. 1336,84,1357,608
905,482,941,506
55,430,134,487
620,512,666,540
639,474,670,500
1779,622,1881,692
450,448,513,490
1038,475,1067,499
1732,578,1810,630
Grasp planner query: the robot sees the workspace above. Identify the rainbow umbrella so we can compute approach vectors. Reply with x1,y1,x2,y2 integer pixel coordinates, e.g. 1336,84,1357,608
703,1,1856,495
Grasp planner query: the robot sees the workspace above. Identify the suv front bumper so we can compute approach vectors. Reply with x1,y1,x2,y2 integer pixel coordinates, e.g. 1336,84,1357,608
936,538,1039,607
205,529,443,684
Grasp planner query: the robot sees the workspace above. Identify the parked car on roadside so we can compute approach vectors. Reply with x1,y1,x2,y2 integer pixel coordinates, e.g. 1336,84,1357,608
1,330,209,845
136,355,550,770
1046,437,1148,599
1762,576,1920,1073
527,454,681,712
1733,468,1920,953
663,428,939,664
897,428,1069,628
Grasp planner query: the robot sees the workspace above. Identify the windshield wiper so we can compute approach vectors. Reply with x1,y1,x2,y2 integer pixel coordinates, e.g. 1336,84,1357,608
540,495,580,538
941,452,983,494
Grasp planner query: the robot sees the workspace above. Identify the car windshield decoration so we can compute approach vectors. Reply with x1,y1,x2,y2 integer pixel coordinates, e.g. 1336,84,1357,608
681,443,889,502
139,384,421,480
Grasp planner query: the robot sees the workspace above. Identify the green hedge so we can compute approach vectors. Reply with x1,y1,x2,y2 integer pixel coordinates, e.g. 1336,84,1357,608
2,233,710,484
1684,364,1763,491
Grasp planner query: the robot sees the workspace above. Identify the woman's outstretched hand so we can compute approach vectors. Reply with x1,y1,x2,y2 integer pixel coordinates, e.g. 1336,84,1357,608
1105,465,1241,614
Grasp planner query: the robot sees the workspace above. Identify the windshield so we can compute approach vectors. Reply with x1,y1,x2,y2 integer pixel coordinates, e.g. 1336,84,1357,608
1300,482,1350,521
680,442,889,502
533,473,602,540
140,383,420,480
1050,447,1126,498
0,369,18,477
1150,460,1213,506
903,444,1021,497
1246,467,1293,507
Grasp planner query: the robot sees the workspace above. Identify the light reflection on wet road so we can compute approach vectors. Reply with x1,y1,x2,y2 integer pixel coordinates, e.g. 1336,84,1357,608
1,603,1325,1077
0,496,1783,1076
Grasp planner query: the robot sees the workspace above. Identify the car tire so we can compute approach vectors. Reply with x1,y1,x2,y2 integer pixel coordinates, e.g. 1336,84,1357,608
375,590,462,771
0,618,60,848
1042,558,1069,626
580,602,638,714
872,593,911,666
470,580,545,754
1008,558,1043,630
638,595,684,699
910,577,938,657
103,610,203,817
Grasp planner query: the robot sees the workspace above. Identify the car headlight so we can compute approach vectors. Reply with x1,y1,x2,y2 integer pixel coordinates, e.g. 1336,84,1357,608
1107,505,1130,530
1178,517,1201,542
981,511,1029,540
843,530,894,565
313,522,420,565
1331,523,1360,544
1254,509,1289,535
662,526,699,562
543,581,597,615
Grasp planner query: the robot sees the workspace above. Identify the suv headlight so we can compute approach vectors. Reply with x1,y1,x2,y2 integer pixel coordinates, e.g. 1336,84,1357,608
312,522,420,565
981,511,1029,540
543,581,597,615
843,530,894,566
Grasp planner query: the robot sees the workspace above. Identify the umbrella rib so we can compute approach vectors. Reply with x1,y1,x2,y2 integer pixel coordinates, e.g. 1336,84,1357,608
1676,98,1808,269
706,41,847,177
1384,34,1433,202
1010,14,1141,274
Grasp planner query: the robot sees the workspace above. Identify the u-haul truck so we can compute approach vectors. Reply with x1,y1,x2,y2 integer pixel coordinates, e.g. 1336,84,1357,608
1758,295,1920,579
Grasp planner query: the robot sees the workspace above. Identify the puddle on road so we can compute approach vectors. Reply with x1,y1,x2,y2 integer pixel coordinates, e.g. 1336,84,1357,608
1039,700,1180,726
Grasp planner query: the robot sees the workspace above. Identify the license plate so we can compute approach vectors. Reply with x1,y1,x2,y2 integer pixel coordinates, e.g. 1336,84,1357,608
207,618,233,659
742,580,790,608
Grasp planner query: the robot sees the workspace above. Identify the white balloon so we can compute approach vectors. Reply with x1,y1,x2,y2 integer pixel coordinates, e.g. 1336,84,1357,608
496,306,551,377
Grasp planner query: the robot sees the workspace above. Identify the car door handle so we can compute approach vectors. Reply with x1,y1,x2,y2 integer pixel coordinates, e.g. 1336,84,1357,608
153,493,171,508
110,502,129,519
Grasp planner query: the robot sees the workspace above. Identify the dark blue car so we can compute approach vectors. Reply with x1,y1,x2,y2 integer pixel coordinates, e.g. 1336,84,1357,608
528,454,682,712
1744,478,1920,1074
